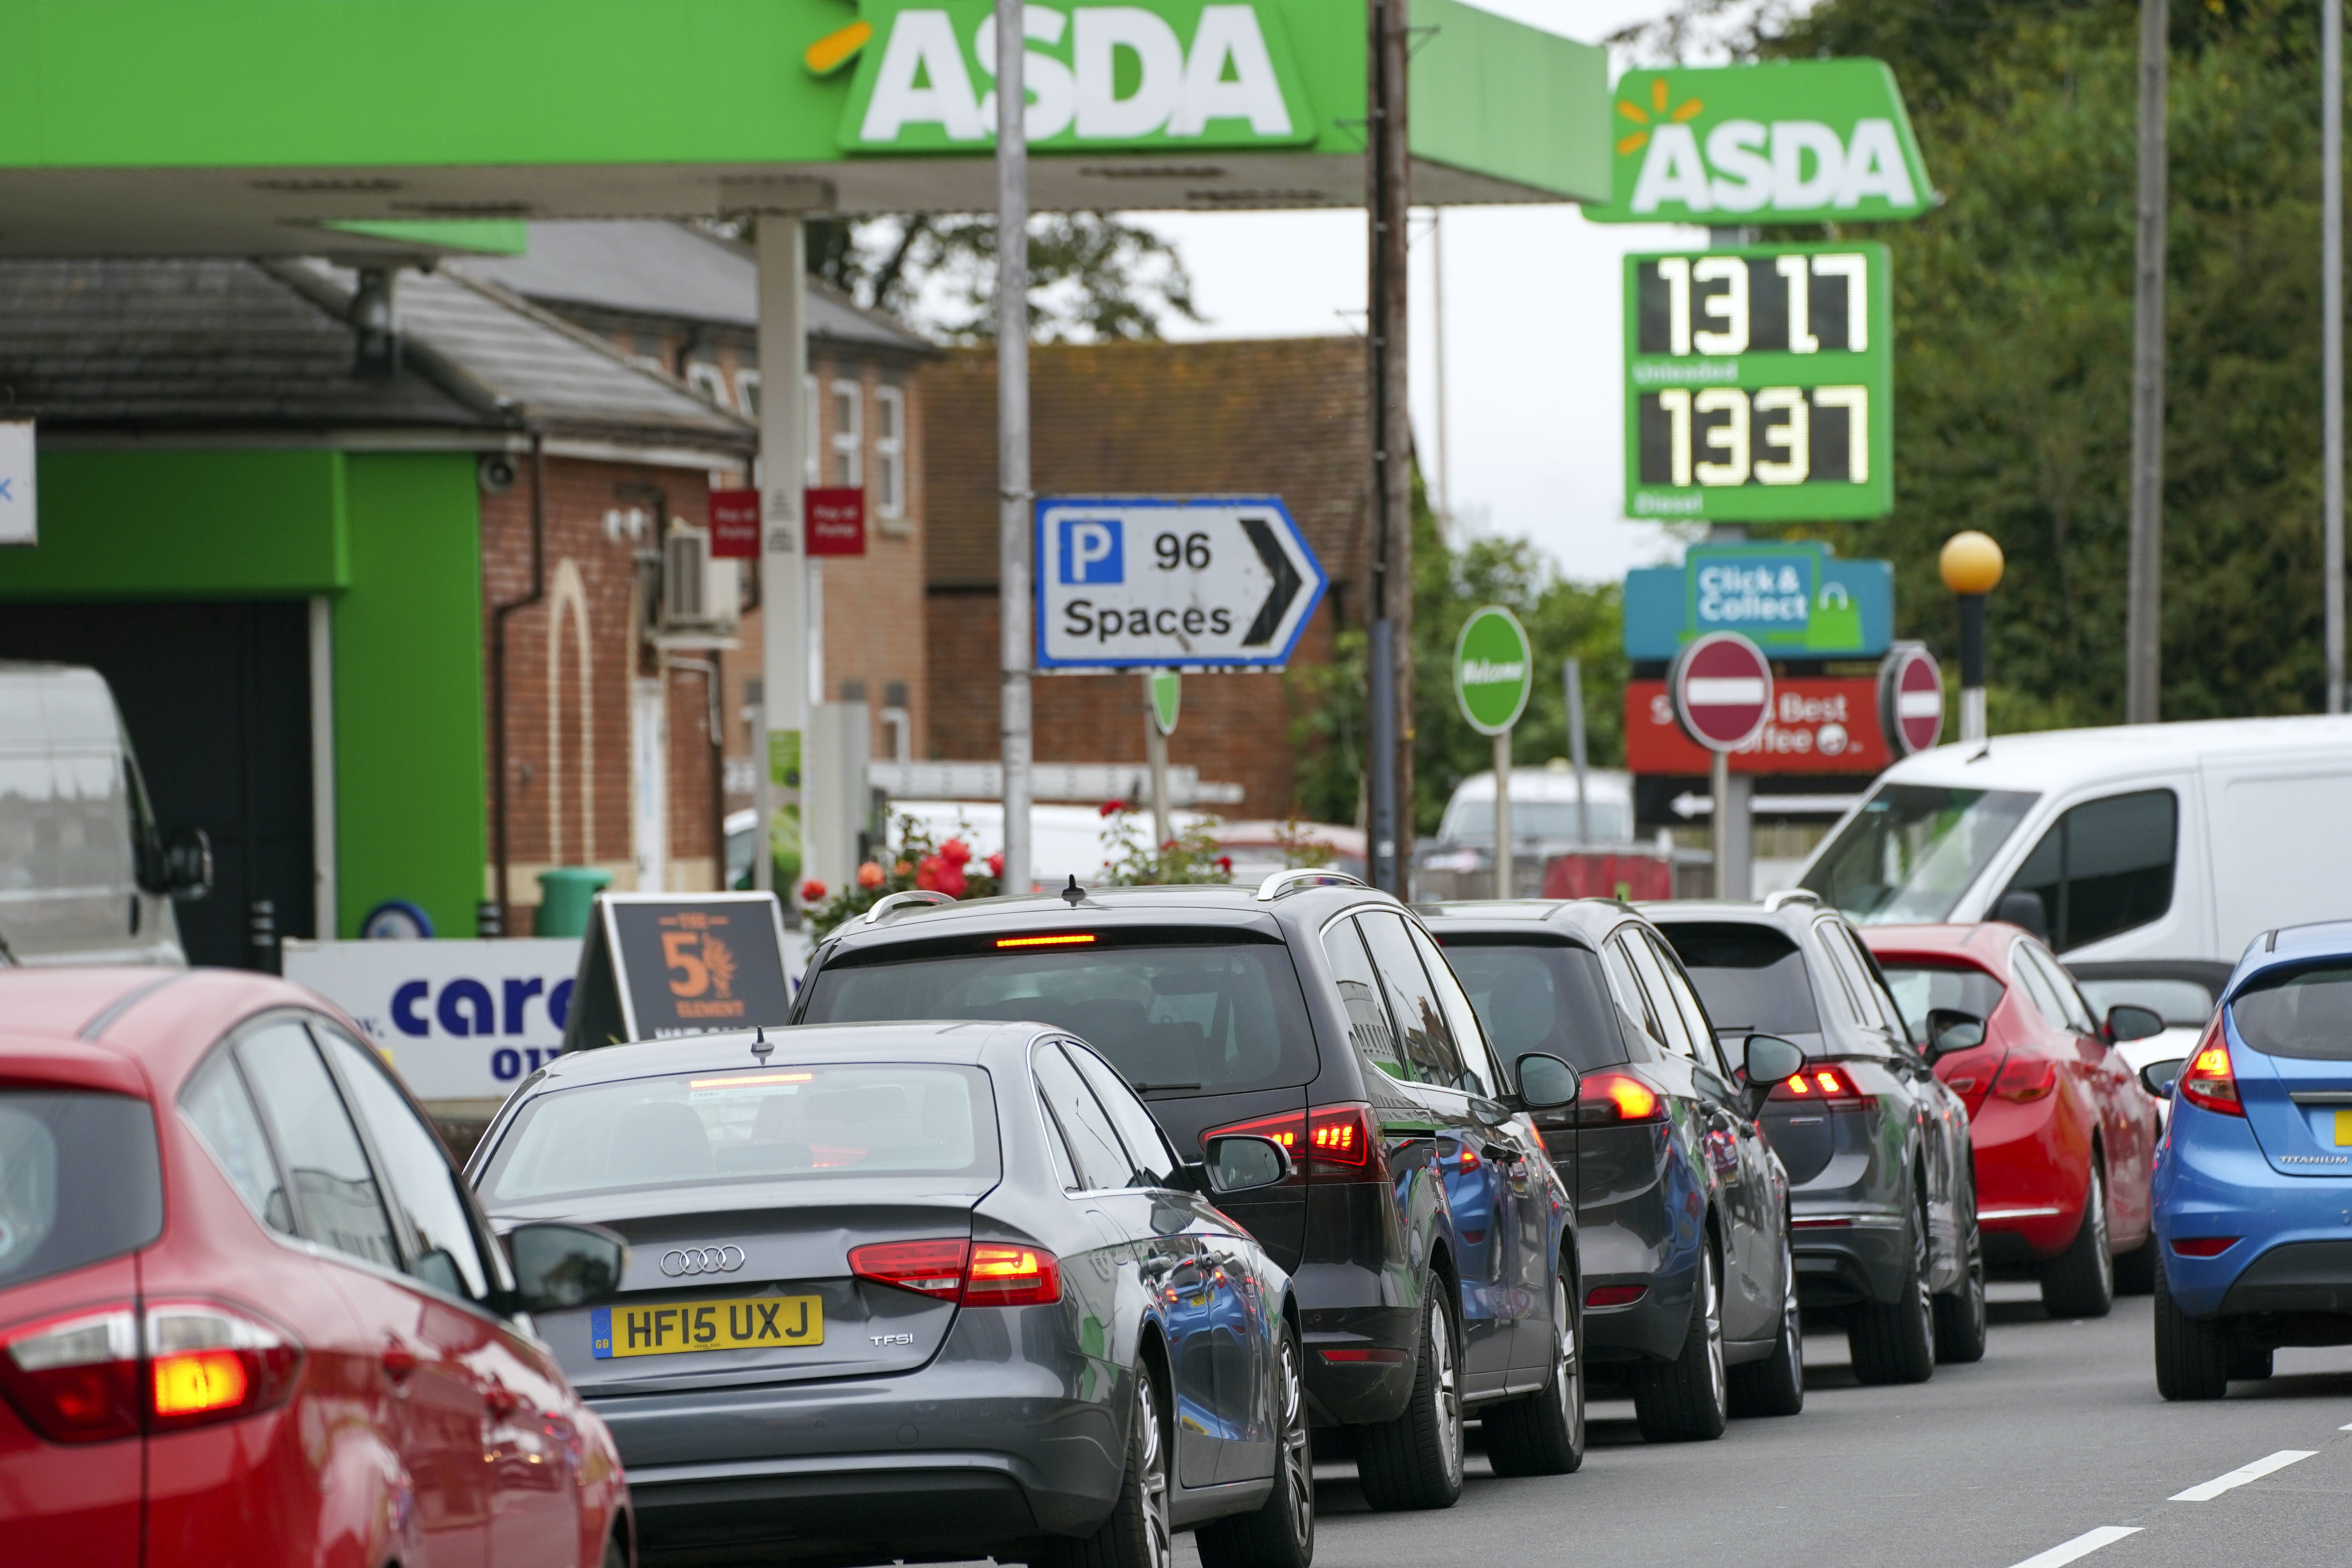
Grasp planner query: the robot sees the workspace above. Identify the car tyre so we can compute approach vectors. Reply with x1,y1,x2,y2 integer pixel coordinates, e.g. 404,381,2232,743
2153,1257,2231,1401
1933,1222,1988,1364
1728,1234,1804,1418
2111,1238,2158,1297
1196,1326,1314,1568
1485,1274,1585,1474
2041,1162,2115,1319
1849,1209,1936,1385
1042,1366,1173,1568
1356,1293,1464,1511
1633,1243,1728,1442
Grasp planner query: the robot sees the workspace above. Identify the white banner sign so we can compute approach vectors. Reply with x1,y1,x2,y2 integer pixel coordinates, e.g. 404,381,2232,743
285,938,582,1102
0,421,34,546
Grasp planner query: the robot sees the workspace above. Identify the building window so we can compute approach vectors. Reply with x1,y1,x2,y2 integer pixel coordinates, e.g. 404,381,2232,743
830,379,862,488
734,368,760,418
804,374,820,484
685,361,728,405
874,384,905,518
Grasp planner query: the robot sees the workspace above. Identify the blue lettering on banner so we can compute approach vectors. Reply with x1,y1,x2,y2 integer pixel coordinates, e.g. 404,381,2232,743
387,976,574,1038
1059,518,1124,584
437,978,495,1037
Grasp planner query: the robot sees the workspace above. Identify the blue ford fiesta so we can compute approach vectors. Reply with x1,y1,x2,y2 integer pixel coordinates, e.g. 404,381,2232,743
2150,921,2352,1399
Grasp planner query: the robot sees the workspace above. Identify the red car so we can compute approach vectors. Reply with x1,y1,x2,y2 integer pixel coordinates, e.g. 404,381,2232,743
0,967,632,1568
1859,924,2165,1318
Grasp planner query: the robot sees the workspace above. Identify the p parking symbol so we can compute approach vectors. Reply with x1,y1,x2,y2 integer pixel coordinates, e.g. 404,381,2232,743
1059,518,1123,584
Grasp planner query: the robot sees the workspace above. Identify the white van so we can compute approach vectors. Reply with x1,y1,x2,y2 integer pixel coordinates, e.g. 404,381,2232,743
1795,714,2352,969
0,663,209,964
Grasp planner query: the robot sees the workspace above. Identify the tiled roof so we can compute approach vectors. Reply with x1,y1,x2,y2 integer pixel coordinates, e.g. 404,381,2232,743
924,337,1370,594
452,221,933,354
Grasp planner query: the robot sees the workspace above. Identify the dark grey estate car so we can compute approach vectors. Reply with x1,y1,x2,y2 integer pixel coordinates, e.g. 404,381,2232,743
792,875,1587,1513
1422,900,1805,1441
466,1023,1309,1568
1648,894,1984,1385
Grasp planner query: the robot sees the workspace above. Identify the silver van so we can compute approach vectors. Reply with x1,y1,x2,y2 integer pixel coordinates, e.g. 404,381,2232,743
0,662,209,964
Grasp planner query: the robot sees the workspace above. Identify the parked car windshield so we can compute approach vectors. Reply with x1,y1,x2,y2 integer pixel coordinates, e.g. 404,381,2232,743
1876,963,2009,1041
800,936,1318,1094
1439,938,1633,1073
0,1090,162,1288
1441,799,1633,845
1802,784,2038,925
2228,965,2352,1060
482,1063,999,1202
1652,922,1822,1036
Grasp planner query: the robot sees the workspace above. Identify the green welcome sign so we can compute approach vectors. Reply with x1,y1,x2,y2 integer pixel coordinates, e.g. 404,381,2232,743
1454,606,1533,736
831,0,1318,153
1148,670,1181,735
1586,60,1931,227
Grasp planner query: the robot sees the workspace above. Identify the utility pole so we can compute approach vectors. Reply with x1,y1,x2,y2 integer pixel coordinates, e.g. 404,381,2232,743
1365,0,1412,895
1432,209,1449,525
996,0,1034,895
2327,0,2345,713
2126,0,2169,724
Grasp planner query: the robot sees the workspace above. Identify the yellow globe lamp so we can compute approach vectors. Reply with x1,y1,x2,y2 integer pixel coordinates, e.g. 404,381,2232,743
1940,531,2005,597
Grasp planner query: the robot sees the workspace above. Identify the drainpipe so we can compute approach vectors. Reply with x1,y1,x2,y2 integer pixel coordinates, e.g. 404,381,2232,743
488,434,548,935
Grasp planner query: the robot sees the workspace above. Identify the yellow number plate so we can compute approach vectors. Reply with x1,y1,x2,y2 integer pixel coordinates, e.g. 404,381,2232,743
2335,1109,2352,1147
590,1296,824,1359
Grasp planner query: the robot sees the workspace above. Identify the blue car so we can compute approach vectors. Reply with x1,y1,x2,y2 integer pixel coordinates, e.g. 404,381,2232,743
2150,921,2352,1399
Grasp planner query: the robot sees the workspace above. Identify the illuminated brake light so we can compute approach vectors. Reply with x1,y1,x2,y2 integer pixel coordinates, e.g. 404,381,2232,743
689,1072,813,1089
849,1239,1062,1306
2178,1014,2244,1117
965,1243,1062,1306
2170,1236,2240,1258
153,1351,249,1417
1991,1057,2060,1105
142,1303,301,1431
1308,1105,1371,1166
995,933,1098,949
1768,1063,1876,1108
851,1238,971,1301
1205,1105,1378,1179
1578,1071,1666,1125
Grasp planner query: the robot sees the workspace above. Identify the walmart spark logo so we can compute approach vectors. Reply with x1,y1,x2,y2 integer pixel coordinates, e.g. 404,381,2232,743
1615,77,1703,159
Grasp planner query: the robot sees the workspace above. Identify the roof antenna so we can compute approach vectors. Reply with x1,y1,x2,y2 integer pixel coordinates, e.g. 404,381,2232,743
1061,875,1087,908
751,1025,773,1062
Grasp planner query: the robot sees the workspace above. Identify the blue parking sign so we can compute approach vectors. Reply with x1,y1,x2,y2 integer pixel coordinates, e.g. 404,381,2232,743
1058,517,1124,584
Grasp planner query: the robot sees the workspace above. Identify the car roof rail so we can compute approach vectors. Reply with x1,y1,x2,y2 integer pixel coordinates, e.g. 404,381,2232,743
859,889,956,925
1763,889,1823,912
1255,867,1370,902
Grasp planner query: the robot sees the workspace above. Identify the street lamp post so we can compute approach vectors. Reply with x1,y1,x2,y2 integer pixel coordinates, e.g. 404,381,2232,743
1940,531,2005,742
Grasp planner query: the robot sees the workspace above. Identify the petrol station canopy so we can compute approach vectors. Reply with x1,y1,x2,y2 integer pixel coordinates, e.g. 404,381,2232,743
0,0,1608,260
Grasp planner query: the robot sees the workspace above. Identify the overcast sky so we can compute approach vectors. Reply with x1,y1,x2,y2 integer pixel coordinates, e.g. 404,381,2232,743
1127,0,1732,585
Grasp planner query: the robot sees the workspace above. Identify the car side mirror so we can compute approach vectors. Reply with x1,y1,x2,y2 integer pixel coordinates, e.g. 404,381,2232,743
503,1221,627,1314
1202,1134,1291,1196
1740,1035,1806,1113
1994,890,2049,941
1512,1052,1582,1111
1923,1008,1987,1062
2106,1004,2166,1044
164,826,213,901
2140,1059,2184,1098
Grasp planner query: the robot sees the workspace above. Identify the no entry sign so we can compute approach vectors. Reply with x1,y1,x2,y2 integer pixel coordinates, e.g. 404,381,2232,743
1670,631,1773,752
1879,642,1945,756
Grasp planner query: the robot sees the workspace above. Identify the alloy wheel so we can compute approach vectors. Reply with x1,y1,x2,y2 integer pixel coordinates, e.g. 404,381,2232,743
1554,1278,1581,1436
1276,1337,1312,1543
1701,1249,1726,1416
1137,1374,1172,1568
2088,1166,2112,1299
1779,1240,1803,1385
1430,1298,1462,1485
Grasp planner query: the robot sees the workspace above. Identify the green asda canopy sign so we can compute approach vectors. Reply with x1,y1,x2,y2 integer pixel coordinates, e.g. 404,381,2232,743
1586,60,1931,226
834,0,1316,152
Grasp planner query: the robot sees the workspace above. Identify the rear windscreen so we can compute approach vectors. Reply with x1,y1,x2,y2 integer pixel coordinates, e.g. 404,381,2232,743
800,937,1318,1095
1878,964,2008,1041
1439,940,1631,1073
0,1091,162,1288
2229,965,2352,1061
481,1063,998,1203
1655,922,1822,1036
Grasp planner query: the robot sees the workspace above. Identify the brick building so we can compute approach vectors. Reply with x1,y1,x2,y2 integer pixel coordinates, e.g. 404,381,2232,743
924,338,1371,819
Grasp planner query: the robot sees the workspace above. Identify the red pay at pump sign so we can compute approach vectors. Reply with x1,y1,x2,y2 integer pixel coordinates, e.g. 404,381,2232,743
1627,675,1891,774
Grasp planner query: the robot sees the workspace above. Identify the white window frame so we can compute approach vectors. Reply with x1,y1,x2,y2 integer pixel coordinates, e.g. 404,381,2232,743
733,368,760,418
684,361,728,405
873,383,906,518
830,377,863,488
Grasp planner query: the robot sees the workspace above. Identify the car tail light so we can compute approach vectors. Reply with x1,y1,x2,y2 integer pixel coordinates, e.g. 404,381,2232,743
1578,1071,1667,1126
1204,1103,1382,1181
850,1239,971,1301
144,1303,301,1430
1768,1064,1877,1109
849,1239,1062,1307
2170,1236,2240,1258
2178,1016,2244,1117
964,1243,1062,1306
0,1308,140,1443
1991,1056,2060,1105
1585,1284,1647,1308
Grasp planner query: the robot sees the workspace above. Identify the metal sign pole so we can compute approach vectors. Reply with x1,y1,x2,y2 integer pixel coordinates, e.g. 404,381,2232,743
1365,0,1412,895
1710,750,1731,899
1564,657,1591,847
996,0,1033,895
1144,671,1173,854
1491,730,1511,899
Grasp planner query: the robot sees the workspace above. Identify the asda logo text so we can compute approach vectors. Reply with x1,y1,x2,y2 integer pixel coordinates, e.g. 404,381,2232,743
1631,119,1915,216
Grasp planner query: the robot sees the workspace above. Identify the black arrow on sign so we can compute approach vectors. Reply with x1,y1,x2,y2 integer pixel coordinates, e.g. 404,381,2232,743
1240,516,1301,647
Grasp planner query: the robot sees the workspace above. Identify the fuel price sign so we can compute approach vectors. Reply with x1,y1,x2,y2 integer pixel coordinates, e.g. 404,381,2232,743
1624,241,1893,523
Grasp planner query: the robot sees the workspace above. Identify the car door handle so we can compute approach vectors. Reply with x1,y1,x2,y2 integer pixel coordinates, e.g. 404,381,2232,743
380,1340,419,1386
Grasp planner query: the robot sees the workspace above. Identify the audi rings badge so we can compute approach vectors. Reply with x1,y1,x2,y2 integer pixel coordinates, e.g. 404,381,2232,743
660,1245,747,1277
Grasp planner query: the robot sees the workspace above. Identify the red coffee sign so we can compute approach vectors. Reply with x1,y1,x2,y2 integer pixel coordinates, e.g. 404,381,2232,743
1628,676,1893,775
1880,643,1945,757
806,487,866,556
708,488,759,558
1669,631,1773,751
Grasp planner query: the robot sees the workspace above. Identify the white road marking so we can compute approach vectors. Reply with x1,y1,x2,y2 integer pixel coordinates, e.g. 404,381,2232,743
2168,1449,2317,1502
2006,1526,2142,1567
2341,1422,2352,1432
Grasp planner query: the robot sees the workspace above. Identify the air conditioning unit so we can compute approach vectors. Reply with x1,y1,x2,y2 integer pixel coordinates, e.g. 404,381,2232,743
657,526,741,642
